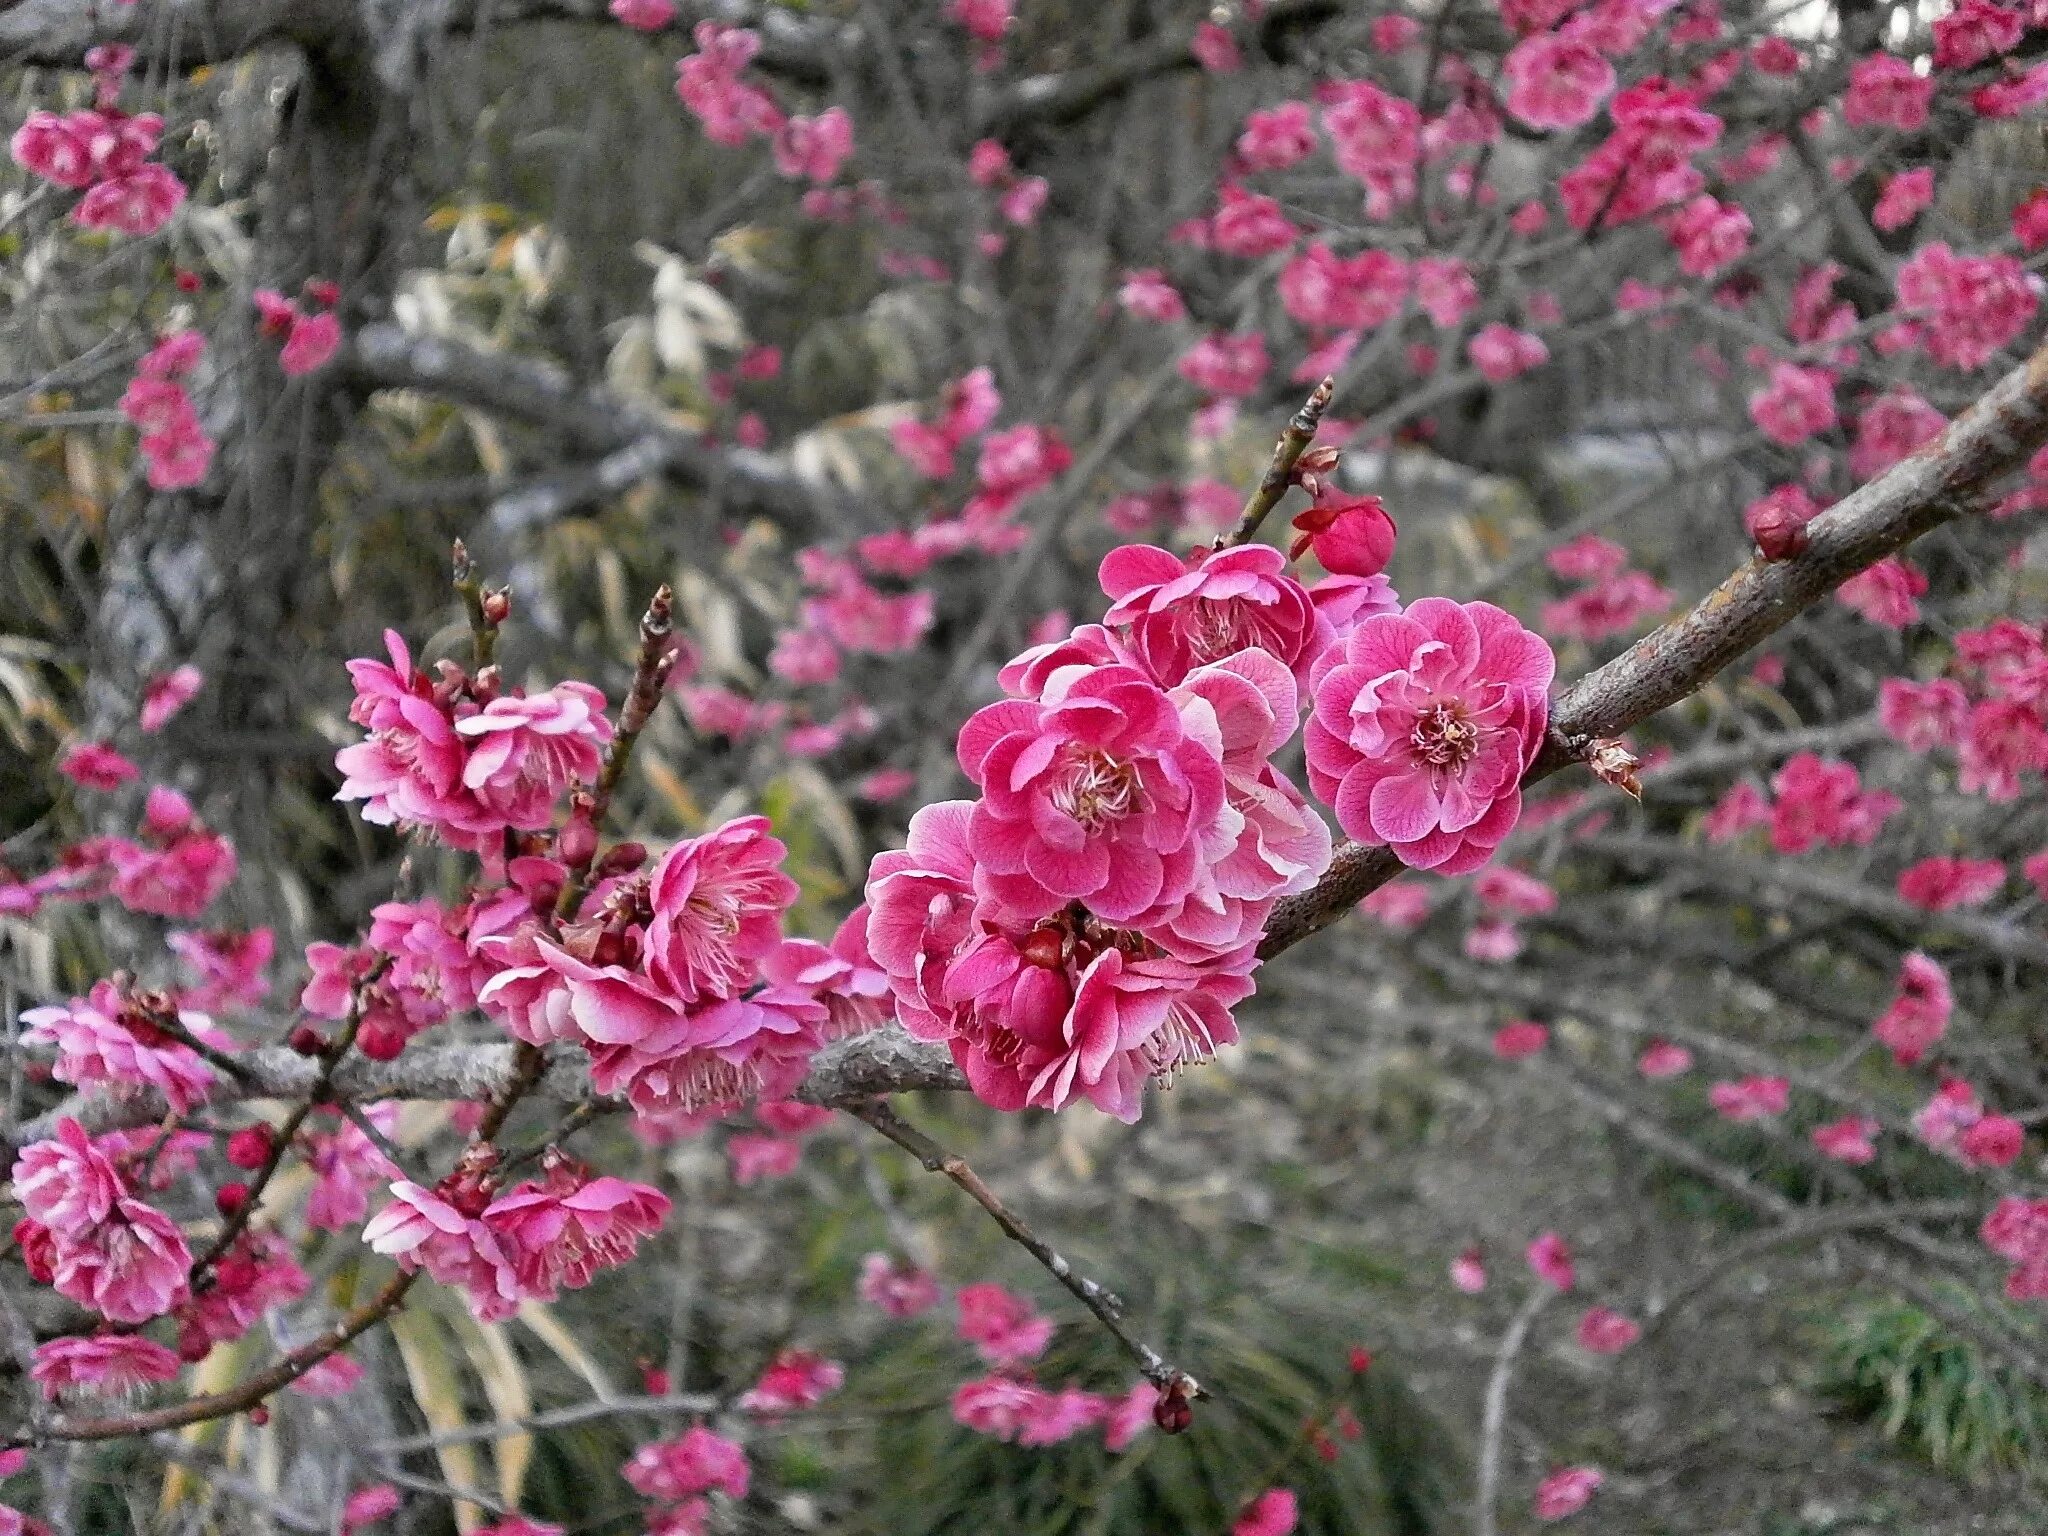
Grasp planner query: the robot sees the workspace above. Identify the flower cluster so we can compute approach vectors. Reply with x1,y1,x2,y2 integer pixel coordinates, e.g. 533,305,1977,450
119,330,215,489
10,98,185,235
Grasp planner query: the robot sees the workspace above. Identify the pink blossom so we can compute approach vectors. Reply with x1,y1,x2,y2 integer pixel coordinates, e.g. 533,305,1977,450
1467,324,1549,381
1191,20,1243,73
1748,363,1838,445
1280,243,1408,331
625,1425,749,1502
1880,678,1968,752
1812,1116,1881,1165
1575,1307,1641,1354
1916,1079,1986,1154
341,1486,401,1533
1493,1021,1550,1058
1894,244,2039,371
1540,570,1672,641
457,681,613,828
1102,1381,1158,1451
1413,256,1479,329
952,1373,1045,1439
21,980,217,1113
1503,34,1615,130
957,1282,1055,1365
331,632,478,845
773,108,854,184
289,1352,366,1397
642,816,799,1003
726,1133,801,1183
610,0,677,29
1374,13,1423,50
1179,331,1269,398
1306,598,1556,874
1897,855,2005,911
1475,866,1557,916
1934,0,2024,69
1747,486,1822,562
1210,184,1299,258
1837,557,1928,628
52,1192,192,1323
1844,55,1934,131
859,1253,942,1317
674,23,784,144
59,741,137,791
949,0,1012,42
139,664,203,732
1546,536,1627,583
1464,916,1523,962
1360,881,1432,929
1709,1074,1789,1122
1960,697,2048,801
2015,188,2048,251
1233,1489,1299,1536
1983,1196,2048,1299
1962,1115,2024,1168
1872,167,1936,233
1666,194,1751,276
32,1335,181,1400
1638,1039,1694,1078
1534,1466,1603,1521
1527,1231,1575,1290
1451,1247,1488,1292
1237,102,1317,170
280,311,341,376
1118,269,1186,322
1018,1384,1110,1446
1100,543,1329,687
1873,952,1953,1066
170,1230,307,1357
1768,753,1899,854
74,161,185,234
362,1180,520,1321
481,1159,669,1299
1321,80,1421,217
739,1348,843,1414
1291,494,1398,580
167,926,273,1012
13,1120,123,1236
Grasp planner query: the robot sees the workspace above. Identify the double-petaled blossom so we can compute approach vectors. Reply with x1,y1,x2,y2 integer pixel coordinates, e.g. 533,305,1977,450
771,107,853,183
170,1231,308,1359
1100,543,1331,688
1837,557,1928,629
1767,754,1899,853
1502,33,1614,130
739,1348,843,1414
480,1155,670,1300
1306,598,1555,874
1748,362,1838,445
31,1335,181,1401
761,907,890,1039
624,1426,750,1503
1983,1196,2048,1300
1897,855,2005,911
1709,1075,1789,1122
859,1253,943,1317
1894,243,2039,371
1236,101,1317,170
956,1282,1055,1366
12,1119,192,1324
1844,54,1933,130
20,980,217,1114
1879,677,1969,751
1812,1116,1881,1164
1873,952,1953,1066
643,817,799,1002
362,1176,520,1321
455,684,612,830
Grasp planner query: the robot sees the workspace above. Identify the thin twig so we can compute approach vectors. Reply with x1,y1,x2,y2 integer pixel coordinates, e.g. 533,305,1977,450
1475,1287,1553,1536
848,1098,1203,1403
1221,375,1335,548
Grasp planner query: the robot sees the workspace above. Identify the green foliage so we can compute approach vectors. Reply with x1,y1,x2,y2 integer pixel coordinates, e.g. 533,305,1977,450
1815,1289,2048,1484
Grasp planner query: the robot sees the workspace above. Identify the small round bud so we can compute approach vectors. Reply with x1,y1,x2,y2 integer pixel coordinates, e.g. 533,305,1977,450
481,587,512,626
226,1124,274,1169
558,816,599,869
596,841,648,878
1153,1382,1194,1434
216,1182,250,1216
174,268,204,294
1020,927,1065,970
356,1021,406,1062
288,1025,327,1056
247,1405,270,1427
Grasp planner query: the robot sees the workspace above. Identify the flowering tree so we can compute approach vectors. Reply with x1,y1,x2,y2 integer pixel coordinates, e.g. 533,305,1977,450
6,0,2048,1530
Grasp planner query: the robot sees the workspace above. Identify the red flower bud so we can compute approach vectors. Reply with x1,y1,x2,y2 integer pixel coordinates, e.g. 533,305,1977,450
558,816,599,869
1748,502,1810,560
1152,1381,1194,1434
1020,927,1066,969
481,587,512,627
288,1025,327,1056
247,1405,270,1427
216,1182,250,1216
225,1124,274,1169
1290,493,1397,576
1348,1345,1373,1374
356,1021,406,1061
596,841,648,879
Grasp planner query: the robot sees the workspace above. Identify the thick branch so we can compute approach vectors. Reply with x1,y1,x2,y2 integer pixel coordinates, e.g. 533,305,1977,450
1259,340,2048,960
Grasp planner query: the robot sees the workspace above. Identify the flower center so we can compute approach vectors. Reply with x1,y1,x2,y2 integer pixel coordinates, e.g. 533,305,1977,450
1049,747,1140,828
1185,598,1247,662
1411,701,1479,770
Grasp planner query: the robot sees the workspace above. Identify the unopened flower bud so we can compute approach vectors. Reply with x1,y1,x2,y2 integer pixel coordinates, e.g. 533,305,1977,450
216,1182,250,1216
481,587,512,627
247,1405,270,1427
596,841,648,879
1748,502,1810,560
1153,1381,1194,1434
558,816,599,869
225,1124,274,1169
288,1025,327,1056
356,1021,406,1062
1020,927,1066,969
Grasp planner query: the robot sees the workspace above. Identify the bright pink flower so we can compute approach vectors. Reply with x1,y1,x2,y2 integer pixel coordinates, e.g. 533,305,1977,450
1880,678,1968,752
457,681,612,828
1844,54,1934,130
1191,20,1242,72
1237,102,1317,170
21,980,217,1114
1467,324,1549,382
1290,494,1397,582
59,741,137,791
625,1425,749,1502
1546,536,1627,583
674,23,784,144
642,816,799,1003
1210,184,1299,258
1100,543,1328,687
341,1485,401,1533
1280,243,1408,331
1961,1114,2024,1168
74,162,185,234
2015,188,2048,251
1748,363,1837,445
1503,34,1614,130
362,1180,520,1321
1575,1307,1640,1354
957,1282,1055,1365
289,1351,366,1397
1102,1381,1159,1451
1915,1079,1986,1154
32,1335,180,1400
52,1192,192,1323
1179,331,1270,397
1709,1075,1789,1122
169,1229,306,1357
139,664,203,732
1873,167,1936,233
952,1373,1045,1439
949,0,1012,42
1873,952,1953,1066
1895,243,2039,371
1233,1489,1299,1536
773,107,854,184
1527,1231,1575,1290
280,311,341,375
1768,753,1899,854
482,1158,669,1299
1897,855,2005,911
1540,571,1672,641
859,1253,942,1317
1373,13,1423,50
1666,194,1750,276
1018,1385,1109,1446
1984,1196,2048,1299
1451,1246,1488,1292
739,1348,843,1414
1934,0,2023,68
1321,80,1420,217
1492,1021,1550,1058
1118,269,1186,322
1960,697,2048,801
13,1120,124,1239
1306,598,1555,874
958,663,1228,924
1812,1116,1880,1164
332,632,478,844
1534,1466,1603,1521
1837,557,1928,628
1638,1039,1693,1078
610,0,676,28
167,926,273,1012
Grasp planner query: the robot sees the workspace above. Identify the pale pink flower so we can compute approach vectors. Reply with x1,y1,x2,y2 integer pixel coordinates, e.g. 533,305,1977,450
1503,34,1614,130
1233,1487,1298,1536
1915,1079,1985,1155
21,980,217,1113
1873,952,1952,1066
643,816,799,1003
1191,20,1242,72
289,1352,366,1396
1527,1231,1575,1290
1709,1075,1789,1122
1837,557,1928,628
957,1282,1055,1366
1638,1039,1694,1078
624,1425,749,1502
139,664,203,732
1102,1381,1158,1451
1540,571,1672,641
1360,882,1432,930
481,1159,670,1300
1575,1307,1640,1354
1178,331,1269,397
1897,855,2005,911
362,1181,520,1321
859,1253,942,1317
1118,269,1186,322
739,1348,843,1414
53,1194,193,1323
772,107,854,184
1464,917,1523,962
1451,1247,1488,1292
1306,598,1555,874
32,1335,181,1400
952,1373,1045,1439
1467,323,1549,381
1812,1116,1881,1165
1534,1466,1603,1521
1493,1021,1549,1059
